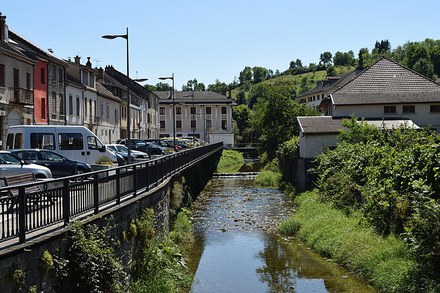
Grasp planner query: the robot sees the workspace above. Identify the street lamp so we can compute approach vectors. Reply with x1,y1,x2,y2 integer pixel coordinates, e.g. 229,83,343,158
183,92,195,143
102,27,133,164
158,74,175,148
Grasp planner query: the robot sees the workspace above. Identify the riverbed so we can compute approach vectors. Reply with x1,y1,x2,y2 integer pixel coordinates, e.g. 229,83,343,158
188,177,376,293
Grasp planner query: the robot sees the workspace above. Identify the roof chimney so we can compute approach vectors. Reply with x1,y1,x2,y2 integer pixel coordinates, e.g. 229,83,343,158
74,55,81,65
86,57,92,68
0,13,7,42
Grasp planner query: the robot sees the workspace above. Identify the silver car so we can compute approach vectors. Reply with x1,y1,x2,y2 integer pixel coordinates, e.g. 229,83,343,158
0,151,52,179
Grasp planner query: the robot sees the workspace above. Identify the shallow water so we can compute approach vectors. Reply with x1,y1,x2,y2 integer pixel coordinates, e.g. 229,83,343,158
188,178,376,293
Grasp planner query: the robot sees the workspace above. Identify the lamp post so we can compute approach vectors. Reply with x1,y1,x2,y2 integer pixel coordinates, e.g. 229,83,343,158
102,27,133,164
183,92,195,143
158,74,175,149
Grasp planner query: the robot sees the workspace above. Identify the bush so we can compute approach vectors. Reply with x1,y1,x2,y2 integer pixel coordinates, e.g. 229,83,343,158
216,150,244,173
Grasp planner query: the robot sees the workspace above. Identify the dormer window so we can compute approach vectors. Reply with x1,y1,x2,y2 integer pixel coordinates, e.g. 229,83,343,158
81,70,95,87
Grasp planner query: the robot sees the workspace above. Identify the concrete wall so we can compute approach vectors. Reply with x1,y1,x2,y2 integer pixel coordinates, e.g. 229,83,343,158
0,179,172,292
299,132,339,158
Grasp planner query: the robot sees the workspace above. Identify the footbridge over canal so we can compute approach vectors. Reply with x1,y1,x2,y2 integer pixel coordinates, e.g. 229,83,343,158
0,142,222,289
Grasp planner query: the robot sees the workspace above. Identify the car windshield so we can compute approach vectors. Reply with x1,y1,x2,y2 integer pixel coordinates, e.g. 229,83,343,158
115,145,128,152
0,153,22,164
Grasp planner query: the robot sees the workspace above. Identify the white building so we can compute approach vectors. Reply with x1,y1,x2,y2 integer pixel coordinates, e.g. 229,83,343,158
156,91,235,147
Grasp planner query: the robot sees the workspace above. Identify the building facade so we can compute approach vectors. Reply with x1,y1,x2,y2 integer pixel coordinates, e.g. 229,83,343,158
156,91,235,147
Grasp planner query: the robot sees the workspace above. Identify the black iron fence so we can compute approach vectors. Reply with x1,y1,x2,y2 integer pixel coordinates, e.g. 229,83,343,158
0,142,222,244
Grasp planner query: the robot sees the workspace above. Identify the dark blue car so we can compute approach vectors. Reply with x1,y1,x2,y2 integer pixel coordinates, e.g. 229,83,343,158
11,149,92,178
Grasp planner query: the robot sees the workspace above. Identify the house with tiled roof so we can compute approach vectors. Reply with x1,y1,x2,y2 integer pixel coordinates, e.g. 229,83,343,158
0,13,35,145
8,30,68,126
155,91,234,147
320,57,440,131
297,69,362,111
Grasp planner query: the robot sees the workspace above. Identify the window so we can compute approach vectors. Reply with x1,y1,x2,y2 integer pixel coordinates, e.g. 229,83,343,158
52,92,57,113
100,102,104,117
87,136,103,150
76,97,80,116
206,120,212,129
84,98,88,115
403,105,415,114
106,104,110,120
191,120,196,128
221,120,227,130
159,107,165,115
41,68,45,84
221,107,227,114
176,107,182,115
191,107,196,115
160,120,165,129
51,65,56,82
30,133,55,149
41,98,46,119
176,120,182,129
69,95,73,115
59,68,63,83
0,64,4,87
82,70,89,86
115,109,119,124
59,94,64,115
384,105,396,113
26,73,31,90
59,133,83,150
205,107,211,115
430,105,440,113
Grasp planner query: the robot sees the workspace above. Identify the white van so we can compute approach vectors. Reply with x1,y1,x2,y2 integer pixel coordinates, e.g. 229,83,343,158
6,125,117,165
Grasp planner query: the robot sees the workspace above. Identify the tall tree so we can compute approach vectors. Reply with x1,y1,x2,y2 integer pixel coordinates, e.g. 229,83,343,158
207,79,228,94
239,66,253,86
319,52,333,68
252,66,269,83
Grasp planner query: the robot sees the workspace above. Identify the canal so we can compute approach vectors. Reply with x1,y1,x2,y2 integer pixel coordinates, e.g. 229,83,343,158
188,176,376,293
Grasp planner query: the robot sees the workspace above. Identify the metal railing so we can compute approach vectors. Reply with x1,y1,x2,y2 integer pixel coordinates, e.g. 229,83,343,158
0,142,222,245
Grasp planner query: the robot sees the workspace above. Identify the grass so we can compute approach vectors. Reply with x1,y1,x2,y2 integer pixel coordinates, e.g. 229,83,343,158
279,190,417,292
216,150,244,173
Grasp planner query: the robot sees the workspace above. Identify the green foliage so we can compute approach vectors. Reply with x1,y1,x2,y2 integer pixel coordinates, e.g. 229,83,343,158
130,209,193,293
279,191,416,292
216,150,244,173
52,221,127,293
314,117,440,280
11,268,26,291
255,159,282,188
279,136,299,159
40,250,54,272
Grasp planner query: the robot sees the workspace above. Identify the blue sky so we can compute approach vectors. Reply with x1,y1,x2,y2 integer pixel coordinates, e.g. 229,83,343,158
2,0,440,89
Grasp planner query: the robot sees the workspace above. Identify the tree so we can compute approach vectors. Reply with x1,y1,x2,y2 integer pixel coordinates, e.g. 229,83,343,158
333,51,355,66
155,82,171,91
252,66,269,83
239,66,253,86
413,58,435,79
232,104,251,143
358,48,370,69
207,79,228,94
236,90,246,105
251,88,317,161
319,52,333,68
182,78,205,91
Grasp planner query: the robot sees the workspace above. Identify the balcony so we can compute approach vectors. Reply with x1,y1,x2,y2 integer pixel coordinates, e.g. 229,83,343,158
12,87,33,105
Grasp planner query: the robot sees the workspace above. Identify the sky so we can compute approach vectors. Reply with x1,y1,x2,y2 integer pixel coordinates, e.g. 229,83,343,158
2,0,440,89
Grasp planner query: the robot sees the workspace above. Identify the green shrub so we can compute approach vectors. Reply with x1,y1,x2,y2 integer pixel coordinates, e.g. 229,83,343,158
216,150,244,173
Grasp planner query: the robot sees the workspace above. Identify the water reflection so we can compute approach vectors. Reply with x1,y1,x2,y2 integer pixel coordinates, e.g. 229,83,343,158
189,178,375,293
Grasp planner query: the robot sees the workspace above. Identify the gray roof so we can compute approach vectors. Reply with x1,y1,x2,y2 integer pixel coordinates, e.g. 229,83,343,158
297,116,419,134
156,91,234,104
301,70,362,97
297,116,345,134
332,57,440,105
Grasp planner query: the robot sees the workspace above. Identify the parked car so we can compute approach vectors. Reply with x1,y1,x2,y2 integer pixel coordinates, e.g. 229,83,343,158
116,139,164,156
106,144,149,162
143,139,175,154
11,149,91,178
0,151,52,179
